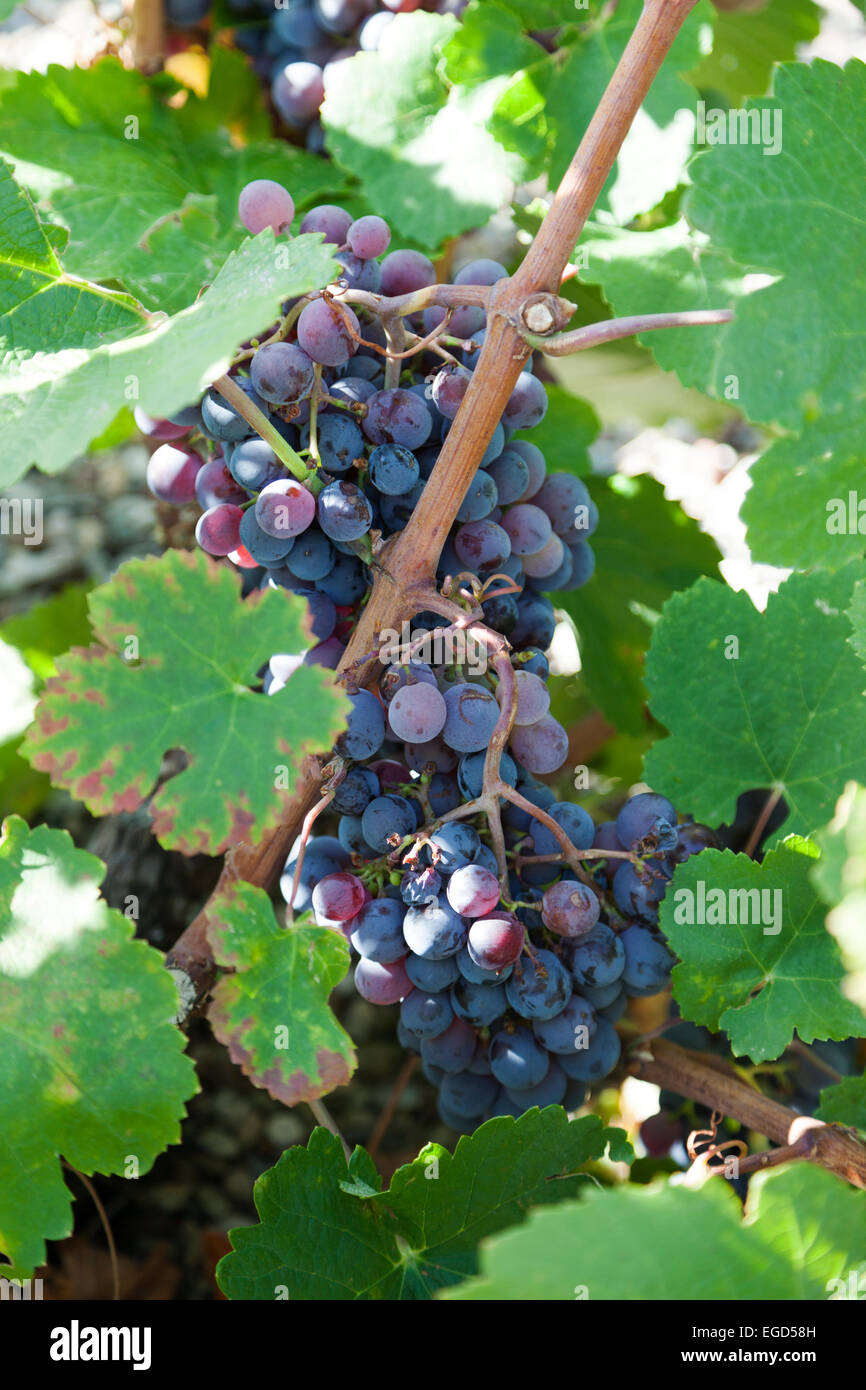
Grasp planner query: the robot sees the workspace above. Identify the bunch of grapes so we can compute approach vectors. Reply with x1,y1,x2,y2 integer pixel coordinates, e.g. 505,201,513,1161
142,175,715,1132
167,0,467,153
142,180,594,677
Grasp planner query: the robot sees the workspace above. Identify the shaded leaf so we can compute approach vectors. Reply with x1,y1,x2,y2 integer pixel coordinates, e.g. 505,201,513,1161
0,817,197,1272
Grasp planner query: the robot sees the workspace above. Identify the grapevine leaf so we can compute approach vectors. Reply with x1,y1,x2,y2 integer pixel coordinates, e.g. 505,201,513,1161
0,816,198,1273
440,1,545,90
0,50,345,311
513,385,598,475
217,1110,630,1300
685,60,866,432
487,0,579,24
321,12,519,251
443,1165,866,1300
741,409,866,571
816,1075,866,1130
490,0,714,222
560,475,723,735
22,550,350,857
0,584,92,683
579,219,749,399
0,157,146,353
206,883,355,1106
848,582,866,666
690,0,821,103
659,842,864,1062
643,564,866,845
0,228,338,484
812,782,866,1018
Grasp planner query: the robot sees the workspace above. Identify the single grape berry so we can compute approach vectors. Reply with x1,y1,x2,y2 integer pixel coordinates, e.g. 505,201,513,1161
238,179,295,235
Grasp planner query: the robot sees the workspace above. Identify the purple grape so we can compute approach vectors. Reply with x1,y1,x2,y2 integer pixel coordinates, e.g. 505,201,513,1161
566,923,626,990
466,915,524,970
401,989,453,1039
238,179,295,235
361,793,416,852
272,61,325,127
454,519,511,571
312,871,366,922
362,388,433,449
522,532,565,578
333,252,382,292
195,503,243,556
337,689,386,760
541,882,601,938
501,504,552,556
532,994,597,1055
146,444,201,504
442,682,500,753
429,821,482,873
558,1017,620,1082
446,864,500,917
439,1069,498,1119
297,298,360,366
509,714,569,775
239,507,295,565
506,1058,567,1109
489,1026,549,1089
228,438,283,492
299,204,353,244
405,950,457,991
509,440,547,500
250,342,315,405
503,372,548,429
565,539,596,588
354,956,413,1005
368,443,420,496
403,896,467,959
317,480,373,541
387,683,447,742
455,470,497,523
286,527,335,581
506,670,550,726
506,948,572,1020
379,249,436,296
616,792,678,854
454,258,508,285
431,365,472,420
451,978,508,1028
303,413,364,474
195,457,248,509
347,214,391,259
535,473,593,537
420,1016,476,1073
255,479,317,538
529,802,595,856
134,407,190,441
485,448,531,506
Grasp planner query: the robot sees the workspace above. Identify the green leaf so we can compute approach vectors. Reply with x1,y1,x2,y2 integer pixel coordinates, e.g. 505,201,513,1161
490,0,580,25
440,1,545,90
206,883,355,1105
513,384,598,474
0,816,197,1272
690,0,821,103
685,61,866,432
579,219,749,398
812,782,866,1018
0,51,345,311
816,1075,866,1130
321,12,519,251
217,1110,629,1299
644,564,866,844
659,841,864,1061
0,157,146,354
560,475,723,735
491,0,715,222
444,1164,866,1299
23,550,350,857
741,409,866,571
1,227,337,485
0,584,92,683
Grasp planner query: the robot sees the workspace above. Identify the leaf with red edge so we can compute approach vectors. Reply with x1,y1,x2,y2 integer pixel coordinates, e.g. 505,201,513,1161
22,550,349,856
206,882,355,1105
